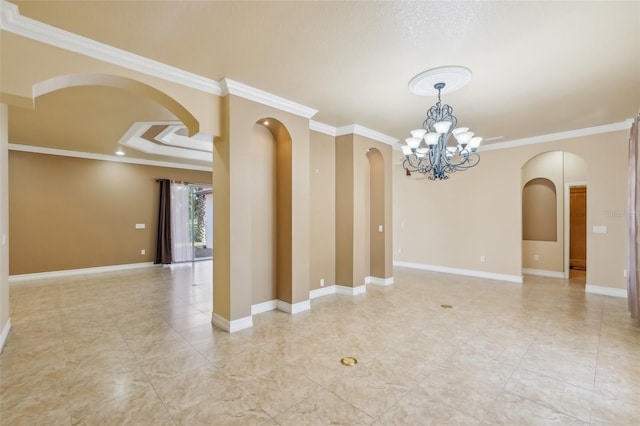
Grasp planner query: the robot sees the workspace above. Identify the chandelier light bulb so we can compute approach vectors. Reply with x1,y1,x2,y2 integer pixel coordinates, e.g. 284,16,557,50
406,137,422,149
452,127,469,136
401,145,413,156
410,129,427,139
468,136,483,150
434,121,452,134
455,131,474,145
424,132,440,146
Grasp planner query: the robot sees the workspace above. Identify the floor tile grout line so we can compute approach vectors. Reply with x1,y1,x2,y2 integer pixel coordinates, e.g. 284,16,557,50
589,294,606,424
480,314,548,420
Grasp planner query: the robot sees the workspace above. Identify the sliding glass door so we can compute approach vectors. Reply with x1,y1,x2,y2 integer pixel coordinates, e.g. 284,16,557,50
170,183,212,263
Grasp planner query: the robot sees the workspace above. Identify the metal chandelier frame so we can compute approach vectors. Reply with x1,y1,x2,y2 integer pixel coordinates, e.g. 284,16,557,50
401,82,481,180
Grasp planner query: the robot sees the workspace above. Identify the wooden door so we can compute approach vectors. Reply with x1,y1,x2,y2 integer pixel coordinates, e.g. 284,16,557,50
570,186,587,270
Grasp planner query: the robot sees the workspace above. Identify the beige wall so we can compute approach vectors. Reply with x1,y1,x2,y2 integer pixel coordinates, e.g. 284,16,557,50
368,149,386,278
251,124,277,304
335,135,354,286
1,104,10,346
310,130,336,290
394,130,628,290
214,95,310,323
8,151,211,275
521,151,587,272
336,134,393,287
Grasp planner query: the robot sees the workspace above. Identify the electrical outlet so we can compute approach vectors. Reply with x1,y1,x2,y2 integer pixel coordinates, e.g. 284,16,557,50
398,248,402,254
141,249,145,255
533,254,539,261
480,255,486,263
320,278,325,287
624,269,628,278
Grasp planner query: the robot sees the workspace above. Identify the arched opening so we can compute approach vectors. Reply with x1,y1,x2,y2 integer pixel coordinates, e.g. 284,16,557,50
251,117,294,308
521,151,587,281
7,73,210,280
523,178,557,242
33,73,200,136
366,148,386,280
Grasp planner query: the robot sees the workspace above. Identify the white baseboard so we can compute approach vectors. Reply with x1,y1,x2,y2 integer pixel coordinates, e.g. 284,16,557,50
522,268,565,279
585,285,627,298
0,318,11,354
277,299,311,314
309,285,336,299
365,276,394,286
336,284,367,296
211,312,253,333
251,300,277,315
9,262,157,284
394,261,523,284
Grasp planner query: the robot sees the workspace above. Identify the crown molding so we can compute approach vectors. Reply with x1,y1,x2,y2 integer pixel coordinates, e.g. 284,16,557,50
309,120,337,136
220,78,318,119
310,121,400,146
8,143,212,172
480,119,634,152
336,124,399,146
0,0,221,95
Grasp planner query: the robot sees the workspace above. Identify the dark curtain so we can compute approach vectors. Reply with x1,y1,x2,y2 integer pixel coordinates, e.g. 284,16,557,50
155,179,173,264
628,114,639,321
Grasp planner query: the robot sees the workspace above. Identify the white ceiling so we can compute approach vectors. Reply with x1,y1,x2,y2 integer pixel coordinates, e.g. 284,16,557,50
6,1,640,161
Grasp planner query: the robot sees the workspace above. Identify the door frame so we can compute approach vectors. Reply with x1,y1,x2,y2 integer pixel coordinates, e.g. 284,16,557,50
564,181,587,278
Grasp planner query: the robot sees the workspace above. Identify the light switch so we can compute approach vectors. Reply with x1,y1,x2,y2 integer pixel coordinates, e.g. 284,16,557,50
593,226,607,234
135,224,145,229
378,225,383,232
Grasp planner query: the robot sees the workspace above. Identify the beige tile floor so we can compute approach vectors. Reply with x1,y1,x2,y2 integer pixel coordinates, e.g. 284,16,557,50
1,262,639,425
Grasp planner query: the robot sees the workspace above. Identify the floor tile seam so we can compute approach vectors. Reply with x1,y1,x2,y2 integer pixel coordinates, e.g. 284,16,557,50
129,349,178,426
500,389,591,424
376,377,485,424
321,377,398,424
484,317,548,416
515,363,597,394
225,377,278,423
65,383,154,425
589,297,608,424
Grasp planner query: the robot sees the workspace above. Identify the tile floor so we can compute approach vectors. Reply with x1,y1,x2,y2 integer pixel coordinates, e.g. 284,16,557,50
1,262,639,425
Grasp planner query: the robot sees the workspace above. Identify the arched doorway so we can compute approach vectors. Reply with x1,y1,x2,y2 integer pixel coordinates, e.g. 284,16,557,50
521,151,587,281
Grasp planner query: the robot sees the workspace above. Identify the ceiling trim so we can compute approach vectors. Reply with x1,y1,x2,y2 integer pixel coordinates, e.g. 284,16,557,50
118,122,212,161
336,124,400,146
480,119,634,152
0,0,221,95
8,143,212,172
220,78,318,119
309,120,337,136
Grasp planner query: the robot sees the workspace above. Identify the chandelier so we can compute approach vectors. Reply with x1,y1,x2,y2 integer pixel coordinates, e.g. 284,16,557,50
401,68,482,180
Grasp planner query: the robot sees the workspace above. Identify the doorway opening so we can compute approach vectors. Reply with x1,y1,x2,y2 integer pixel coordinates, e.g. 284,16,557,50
566,184,587,281
192,185,213,261
171,183,213,263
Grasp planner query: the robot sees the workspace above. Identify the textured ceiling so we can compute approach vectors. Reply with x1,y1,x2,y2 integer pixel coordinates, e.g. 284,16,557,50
7,0,640,159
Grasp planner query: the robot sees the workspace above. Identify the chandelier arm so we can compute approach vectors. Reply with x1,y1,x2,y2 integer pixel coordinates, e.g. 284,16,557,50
402,77,481,181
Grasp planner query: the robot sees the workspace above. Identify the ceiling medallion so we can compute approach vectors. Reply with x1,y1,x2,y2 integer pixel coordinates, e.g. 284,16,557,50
402,66,482,181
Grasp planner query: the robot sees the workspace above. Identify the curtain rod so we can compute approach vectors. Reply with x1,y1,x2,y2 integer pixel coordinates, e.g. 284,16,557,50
155,178,211,186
